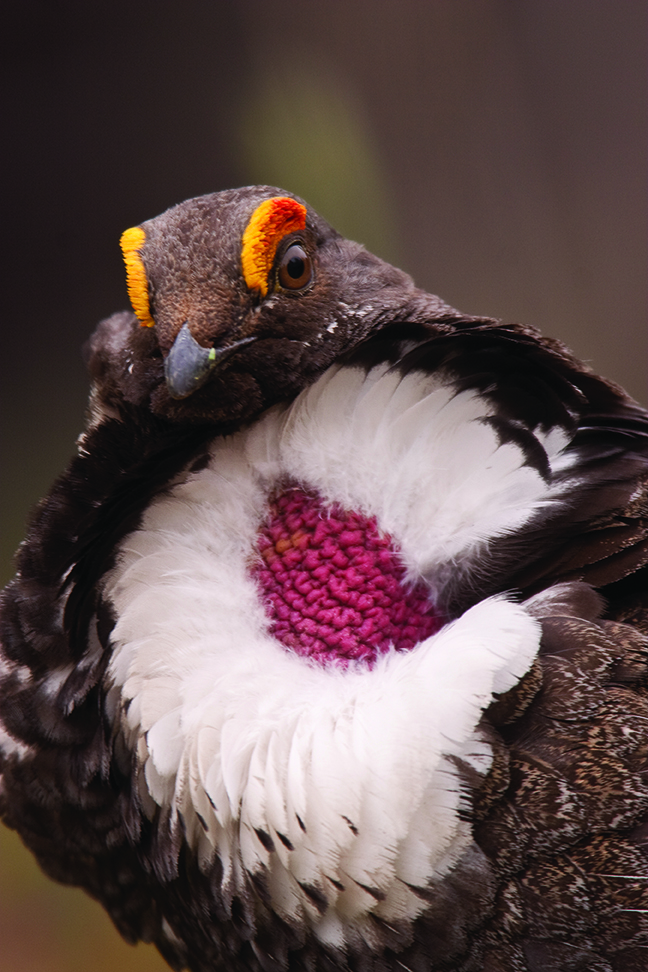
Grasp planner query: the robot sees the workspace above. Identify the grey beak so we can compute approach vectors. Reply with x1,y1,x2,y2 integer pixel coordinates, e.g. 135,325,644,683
164,322,256,399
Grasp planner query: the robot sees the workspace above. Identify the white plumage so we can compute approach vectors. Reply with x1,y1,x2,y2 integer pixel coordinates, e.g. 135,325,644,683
101,360,559,937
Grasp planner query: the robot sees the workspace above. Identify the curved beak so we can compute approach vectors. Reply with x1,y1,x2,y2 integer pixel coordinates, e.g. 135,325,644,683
164,322,256,399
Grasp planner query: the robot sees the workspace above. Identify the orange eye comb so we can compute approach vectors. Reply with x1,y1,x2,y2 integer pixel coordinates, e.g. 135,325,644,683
120,226,155,327
241,197,307,296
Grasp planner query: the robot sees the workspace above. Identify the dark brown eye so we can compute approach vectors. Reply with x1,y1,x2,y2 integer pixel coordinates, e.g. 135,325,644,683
277,243,313,290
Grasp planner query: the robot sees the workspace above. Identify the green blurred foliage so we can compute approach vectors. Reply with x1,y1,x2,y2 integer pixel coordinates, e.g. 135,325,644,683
237,64,401,265
0,827,168,972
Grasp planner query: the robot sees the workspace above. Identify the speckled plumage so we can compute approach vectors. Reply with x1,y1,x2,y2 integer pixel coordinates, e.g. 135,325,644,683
1,187,647,972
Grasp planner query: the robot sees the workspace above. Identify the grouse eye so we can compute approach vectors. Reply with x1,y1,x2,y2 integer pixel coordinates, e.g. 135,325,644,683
277,243,313,291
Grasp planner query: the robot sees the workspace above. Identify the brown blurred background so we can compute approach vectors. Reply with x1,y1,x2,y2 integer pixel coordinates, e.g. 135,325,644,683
1,1,646,969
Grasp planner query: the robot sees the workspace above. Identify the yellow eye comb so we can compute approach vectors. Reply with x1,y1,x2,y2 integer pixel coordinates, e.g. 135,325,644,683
119,226,155,327
241,197,307,297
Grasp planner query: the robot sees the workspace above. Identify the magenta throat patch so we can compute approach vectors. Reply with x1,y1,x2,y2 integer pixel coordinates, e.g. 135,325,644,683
252,486,442,667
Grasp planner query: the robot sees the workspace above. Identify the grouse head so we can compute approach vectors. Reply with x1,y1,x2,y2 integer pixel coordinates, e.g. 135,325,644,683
91,186,453,427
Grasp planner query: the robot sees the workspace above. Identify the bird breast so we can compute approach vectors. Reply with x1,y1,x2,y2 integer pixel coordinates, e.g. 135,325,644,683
101,358,579,943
